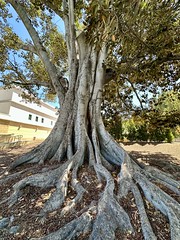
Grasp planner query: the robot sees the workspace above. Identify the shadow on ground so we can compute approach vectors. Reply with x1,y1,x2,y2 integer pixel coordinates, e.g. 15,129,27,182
0,153,17,176
128,150,180,179
121,141,169,146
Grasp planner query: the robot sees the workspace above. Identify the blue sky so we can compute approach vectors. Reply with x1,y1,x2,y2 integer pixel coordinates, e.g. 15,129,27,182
8,6,30,41
6,6,65,108
8,6,65,40
5,5,144,109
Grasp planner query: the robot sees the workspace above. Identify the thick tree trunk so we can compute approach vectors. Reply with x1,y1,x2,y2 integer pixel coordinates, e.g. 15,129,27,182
0,31,180,240
2,1,179,239
2,36,179,240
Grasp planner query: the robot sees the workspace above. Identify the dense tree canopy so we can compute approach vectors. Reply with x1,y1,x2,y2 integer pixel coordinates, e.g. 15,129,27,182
0,1,180,240
0,0,179,106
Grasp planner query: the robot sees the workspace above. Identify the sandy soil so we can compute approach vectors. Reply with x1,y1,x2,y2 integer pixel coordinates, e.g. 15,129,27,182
122,141,180,179
122,142,180,161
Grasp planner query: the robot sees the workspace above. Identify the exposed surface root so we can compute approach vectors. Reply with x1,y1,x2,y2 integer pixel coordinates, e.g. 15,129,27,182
131,183,156,240
89,164,133,239
8,161,71,207
39,162,72,215
60,166,86,216
0,169,28,185
144,166,180,195
134,172,180,240
1,139,180,240
117,154,134,198
10,142,50,169
9,112,71,169
120,152,180,240
32,204,96,240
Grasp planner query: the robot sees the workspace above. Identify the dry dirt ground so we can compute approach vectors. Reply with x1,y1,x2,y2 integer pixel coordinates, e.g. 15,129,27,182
0,141,179,240
122,141,180,180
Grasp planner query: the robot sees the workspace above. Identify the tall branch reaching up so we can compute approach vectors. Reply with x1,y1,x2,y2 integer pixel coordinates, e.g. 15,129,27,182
62,0,78,88
120,76,144,110
19,43,38,55
6,0,66,105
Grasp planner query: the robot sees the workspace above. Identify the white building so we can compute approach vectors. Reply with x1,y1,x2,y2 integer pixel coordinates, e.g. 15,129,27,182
0,88,58,140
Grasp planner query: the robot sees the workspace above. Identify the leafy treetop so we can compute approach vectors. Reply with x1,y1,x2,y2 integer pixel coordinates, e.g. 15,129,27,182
0,0,179,108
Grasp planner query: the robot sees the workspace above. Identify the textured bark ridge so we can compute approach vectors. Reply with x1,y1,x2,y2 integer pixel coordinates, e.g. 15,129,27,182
3,41,180,240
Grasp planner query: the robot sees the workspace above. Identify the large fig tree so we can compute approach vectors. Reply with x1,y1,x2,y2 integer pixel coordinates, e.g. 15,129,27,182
1,0,180,239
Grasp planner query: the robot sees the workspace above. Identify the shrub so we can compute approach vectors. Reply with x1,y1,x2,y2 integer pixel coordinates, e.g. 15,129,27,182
165,129,174,143
136,124,149,141
149,128,166,142
126,122,137,141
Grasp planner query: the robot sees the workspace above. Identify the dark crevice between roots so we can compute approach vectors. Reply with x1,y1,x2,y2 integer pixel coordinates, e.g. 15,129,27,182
151,181,180,203
1,139,180,240
143,196,170,239
1,165,100,239
118,192,144,239
137,183,171,240
33,164,100,239
78,164,105,202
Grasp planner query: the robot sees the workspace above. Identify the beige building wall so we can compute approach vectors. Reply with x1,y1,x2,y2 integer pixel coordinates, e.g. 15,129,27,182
0,88,58,141
0,119,52,140
0,119,9,133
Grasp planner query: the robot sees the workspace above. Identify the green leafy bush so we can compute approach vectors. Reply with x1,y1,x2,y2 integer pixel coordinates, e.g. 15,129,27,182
136,124,149,141
149,128,166,142
165,129,174,143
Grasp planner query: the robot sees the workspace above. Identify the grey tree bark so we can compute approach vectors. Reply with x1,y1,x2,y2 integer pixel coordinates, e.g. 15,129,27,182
3,0,180,239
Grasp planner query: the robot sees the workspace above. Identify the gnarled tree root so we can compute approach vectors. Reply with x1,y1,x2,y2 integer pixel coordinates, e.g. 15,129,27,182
32,204,96,240
8,160,71,207
3,138,180,240
90,164,133,239
134,171,180,240
131,183,157,240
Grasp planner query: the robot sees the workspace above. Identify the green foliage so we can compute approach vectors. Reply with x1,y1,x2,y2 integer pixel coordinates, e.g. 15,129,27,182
136,124,149,141
102,0,179,117
103,88,180,142
106,115,176,143
123,119,149,142
127,126,137,142
165,129,174,143
147,127,174,143
142,91,180,129
0,1,67,100
148,127,167,142
0,0,179,117
44,27,67,65
124,119,137,141
104,115,123,141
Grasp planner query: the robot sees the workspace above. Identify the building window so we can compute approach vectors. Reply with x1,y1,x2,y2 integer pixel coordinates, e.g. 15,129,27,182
41,118,44,123
35,116,38,122
51,121,53,125
28,114,32,120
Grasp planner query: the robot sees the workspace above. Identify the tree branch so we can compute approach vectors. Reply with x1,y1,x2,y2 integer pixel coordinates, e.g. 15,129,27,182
117,53,180,74
6,0,65,104
41,0,63,18
119,76,144,110
62,0,78,88
140,54,180,70
19,43,38,55
3,59,37,96
124,22,156,54
0,78,52,89
3,56,53,92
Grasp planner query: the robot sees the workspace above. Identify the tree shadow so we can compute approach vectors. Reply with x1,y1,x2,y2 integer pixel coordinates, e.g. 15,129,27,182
128,150,180,179
121,141,165,146
0,151,18,178
0,141,41,169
